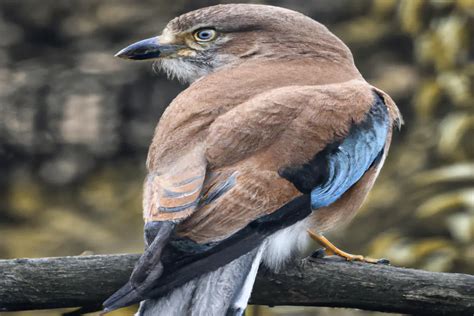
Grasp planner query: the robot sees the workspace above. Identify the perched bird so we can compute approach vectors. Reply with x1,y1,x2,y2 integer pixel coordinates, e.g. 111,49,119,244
104,4,401,316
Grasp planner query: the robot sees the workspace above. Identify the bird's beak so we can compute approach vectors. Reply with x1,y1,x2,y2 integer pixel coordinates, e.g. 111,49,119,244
115,36,183,60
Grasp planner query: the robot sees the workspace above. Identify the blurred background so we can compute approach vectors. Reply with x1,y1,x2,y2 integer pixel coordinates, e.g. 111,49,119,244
0,0,472,315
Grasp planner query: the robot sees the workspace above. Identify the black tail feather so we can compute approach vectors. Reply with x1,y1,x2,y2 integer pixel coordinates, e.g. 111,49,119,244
103,194,311,313
137,247,261,316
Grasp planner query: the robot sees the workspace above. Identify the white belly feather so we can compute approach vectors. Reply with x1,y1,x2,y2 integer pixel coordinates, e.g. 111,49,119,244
262,218,312,271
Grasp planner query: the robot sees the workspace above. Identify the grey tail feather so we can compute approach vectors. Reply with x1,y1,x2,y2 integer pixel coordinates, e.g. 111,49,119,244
137,245,264,316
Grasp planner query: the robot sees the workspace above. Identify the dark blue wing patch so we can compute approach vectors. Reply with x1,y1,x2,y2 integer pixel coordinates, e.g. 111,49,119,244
279,92,390,210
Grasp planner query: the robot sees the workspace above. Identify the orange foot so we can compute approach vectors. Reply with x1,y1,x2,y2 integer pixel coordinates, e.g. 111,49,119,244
308,230,389,264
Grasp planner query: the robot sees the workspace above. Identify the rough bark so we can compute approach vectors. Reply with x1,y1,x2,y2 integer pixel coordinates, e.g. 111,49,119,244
0,254,473,315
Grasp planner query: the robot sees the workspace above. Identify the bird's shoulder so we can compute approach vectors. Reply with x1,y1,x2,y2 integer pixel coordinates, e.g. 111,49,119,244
147,60,366,169
205,79,378,168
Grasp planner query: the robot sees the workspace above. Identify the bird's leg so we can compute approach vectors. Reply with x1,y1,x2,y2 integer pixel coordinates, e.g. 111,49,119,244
307,230,388,264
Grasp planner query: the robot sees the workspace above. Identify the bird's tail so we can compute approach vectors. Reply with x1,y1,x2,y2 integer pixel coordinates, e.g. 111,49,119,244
136,245,264,316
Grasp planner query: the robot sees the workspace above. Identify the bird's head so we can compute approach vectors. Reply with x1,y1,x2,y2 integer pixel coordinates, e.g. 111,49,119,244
116,4,354,83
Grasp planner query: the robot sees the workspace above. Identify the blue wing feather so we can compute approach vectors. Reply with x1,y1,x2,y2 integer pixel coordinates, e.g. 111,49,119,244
310,93,389,209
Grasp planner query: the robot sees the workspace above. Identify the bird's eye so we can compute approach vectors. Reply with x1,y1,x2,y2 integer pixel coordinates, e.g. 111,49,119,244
193,29,217,42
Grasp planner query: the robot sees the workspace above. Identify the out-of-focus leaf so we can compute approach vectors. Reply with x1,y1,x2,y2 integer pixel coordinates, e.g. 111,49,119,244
420,247,456,272
456,0,474,12
438,72,472,106
333,17,391,44
414,163,474,185
438,113,474,160
372,0,397,17
433,15,469,70
368,231,402,258
414,80,442,119
447,212,473,242
8,174,44,218
416,188,474,218
399,0,426,34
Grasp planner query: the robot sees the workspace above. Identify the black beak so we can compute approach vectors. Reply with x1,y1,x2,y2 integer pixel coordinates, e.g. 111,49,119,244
115,37,182,60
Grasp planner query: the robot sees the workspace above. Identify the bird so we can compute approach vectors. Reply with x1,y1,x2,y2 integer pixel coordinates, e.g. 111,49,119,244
103,4,402,316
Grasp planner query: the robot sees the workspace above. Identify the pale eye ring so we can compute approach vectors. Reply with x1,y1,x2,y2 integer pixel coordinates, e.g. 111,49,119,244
193,29,217,42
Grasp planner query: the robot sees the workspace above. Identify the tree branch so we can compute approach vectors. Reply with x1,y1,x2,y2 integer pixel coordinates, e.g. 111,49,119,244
0,254,473,315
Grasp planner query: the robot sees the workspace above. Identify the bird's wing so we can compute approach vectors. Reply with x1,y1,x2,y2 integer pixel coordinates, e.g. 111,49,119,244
103,146,207,312
282,89,390,210
104,80,395,310
177,79,391,243
143,145,207,222
151,79,393,295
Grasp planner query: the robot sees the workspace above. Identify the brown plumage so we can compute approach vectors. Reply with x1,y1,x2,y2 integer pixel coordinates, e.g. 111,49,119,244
174,79,385,242
105,4,401,315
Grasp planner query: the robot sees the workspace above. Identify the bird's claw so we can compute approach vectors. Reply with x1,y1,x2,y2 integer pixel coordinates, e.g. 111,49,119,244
376,258,390,265
310,248,327,258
